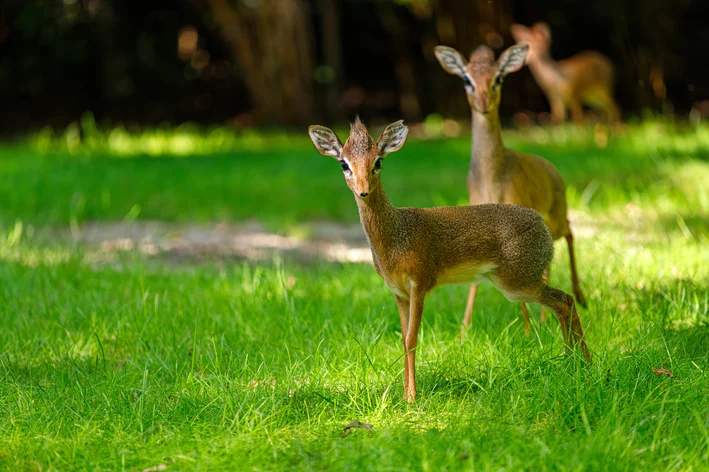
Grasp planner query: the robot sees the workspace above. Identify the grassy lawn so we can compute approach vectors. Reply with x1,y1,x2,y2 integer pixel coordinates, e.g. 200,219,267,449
1,119,709,470
1,119,708,231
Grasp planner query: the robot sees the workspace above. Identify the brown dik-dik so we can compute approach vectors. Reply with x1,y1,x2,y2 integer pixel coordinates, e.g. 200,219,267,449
510,22,619,123
434,43,586,336
308,118,590,402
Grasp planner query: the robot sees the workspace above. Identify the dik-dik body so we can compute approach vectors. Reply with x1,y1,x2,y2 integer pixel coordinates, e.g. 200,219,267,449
510,22,619,123
308,118,590,402
434,43,586,335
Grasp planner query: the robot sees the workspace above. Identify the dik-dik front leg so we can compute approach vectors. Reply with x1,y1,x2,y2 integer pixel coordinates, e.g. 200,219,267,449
549,98,567,124
403,289,425,403
461,284,478,338
395,296,410,390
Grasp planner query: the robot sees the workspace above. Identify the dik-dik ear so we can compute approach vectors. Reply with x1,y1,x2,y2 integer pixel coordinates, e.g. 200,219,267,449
532,22,552,44
497,44,529,77
509,23,530,42
377,120,408,157
308,125,343,158
434,46,468,78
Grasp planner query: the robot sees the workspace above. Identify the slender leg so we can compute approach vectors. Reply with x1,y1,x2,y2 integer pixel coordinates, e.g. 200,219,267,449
539,286,590,361
539,266,550,323
404,290,426,403
550,98,567,124
395,296,410,390
565,232,586,307
569,99,584,124
461,283,478,338
520,303,531,336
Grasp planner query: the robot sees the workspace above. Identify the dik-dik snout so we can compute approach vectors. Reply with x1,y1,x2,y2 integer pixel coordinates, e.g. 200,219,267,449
308,118,408,200
434,44,529,115
344,157,377,198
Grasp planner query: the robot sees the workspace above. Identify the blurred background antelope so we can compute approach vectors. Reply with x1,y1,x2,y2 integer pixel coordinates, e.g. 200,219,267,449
510,22,620,123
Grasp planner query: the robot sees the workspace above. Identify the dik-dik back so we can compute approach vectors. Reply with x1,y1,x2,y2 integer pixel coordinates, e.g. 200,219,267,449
409,204,552,267
511,22,619,123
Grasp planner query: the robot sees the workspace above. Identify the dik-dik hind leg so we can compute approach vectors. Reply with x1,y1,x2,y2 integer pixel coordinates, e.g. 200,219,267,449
520,303,531,336
461,284,478,338
403,290,425,403
565,232,586,307
395,296,411,390
539,266,551,323
539,286,590,361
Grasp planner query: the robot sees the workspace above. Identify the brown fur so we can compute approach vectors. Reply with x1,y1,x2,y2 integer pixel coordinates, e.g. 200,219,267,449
510,22,619,123
434,44,587,336
308,119,590,402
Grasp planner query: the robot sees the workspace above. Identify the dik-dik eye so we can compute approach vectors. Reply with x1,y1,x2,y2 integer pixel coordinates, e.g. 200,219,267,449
373,157,382,174
493,74,503,88
463,76,475,91
340,161,350,173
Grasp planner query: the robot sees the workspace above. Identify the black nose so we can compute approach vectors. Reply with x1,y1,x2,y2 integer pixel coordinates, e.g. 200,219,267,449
359,192,369,197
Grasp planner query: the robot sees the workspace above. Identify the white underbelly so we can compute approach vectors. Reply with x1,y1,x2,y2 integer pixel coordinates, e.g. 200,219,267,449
437,261,497,286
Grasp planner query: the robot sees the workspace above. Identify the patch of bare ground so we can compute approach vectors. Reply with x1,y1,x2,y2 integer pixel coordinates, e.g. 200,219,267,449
59,208,686,266
69,220,373,265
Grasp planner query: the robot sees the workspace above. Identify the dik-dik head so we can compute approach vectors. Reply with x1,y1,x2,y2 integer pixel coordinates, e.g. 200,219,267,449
510,23,552,62
308,118,408,199
434,44,529,114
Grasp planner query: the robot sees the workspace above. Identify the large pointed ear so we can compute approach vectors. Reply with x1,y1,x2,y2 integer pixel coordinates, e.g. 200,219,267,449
532,22,552,44
509,23,530,42
434,46,468,78
497,44,528,77
376,120,408,157
308,125,343,158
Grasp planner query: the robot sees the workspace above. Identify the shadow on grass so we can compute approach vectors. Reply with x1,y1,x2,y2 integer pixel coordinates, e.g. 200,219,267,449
655,213,709,239
632,277,709,363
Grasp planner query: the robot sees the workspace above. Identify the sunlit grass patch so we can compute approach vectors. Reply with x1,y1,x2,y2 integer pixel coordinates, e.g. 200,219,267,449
1,119,709,469
0,232,707,469
1,118,709,231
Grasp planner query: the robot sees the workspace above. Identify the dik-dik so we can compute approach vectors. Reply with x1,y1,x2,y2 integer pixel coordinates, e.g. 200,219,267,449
510,22,619,123
308,118,590,402
434,43,586,336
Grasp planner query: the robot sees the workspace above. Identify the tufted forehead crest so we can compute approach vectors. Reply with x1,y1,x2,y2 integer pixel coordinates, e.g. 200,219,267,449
343,116,376,157
469,45,495,65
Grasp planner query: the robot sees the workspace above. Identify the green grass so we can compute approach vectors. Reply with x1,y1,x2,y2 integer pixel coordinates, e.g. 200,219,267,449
1,119,709,470
2,117,708,235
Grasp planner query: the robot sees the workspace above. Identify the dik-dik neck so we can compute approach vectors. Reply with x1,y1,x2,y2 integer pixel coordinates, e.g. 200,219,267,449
355,184,401,254
527,54,564,90
471,109,506,180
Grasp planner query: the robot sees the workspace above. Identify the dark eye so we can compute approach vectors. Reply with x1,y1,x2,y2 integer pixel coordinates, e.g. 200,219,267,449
373,157,382,173
340,161,350,172
463,76,475,91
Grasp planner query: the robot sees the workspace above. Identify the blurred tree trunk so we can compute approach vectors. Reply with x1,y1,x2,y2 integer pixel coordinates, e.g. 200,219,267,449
374,1,421,122
87,0,125,117
205,0,315,125
315,0,343,121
